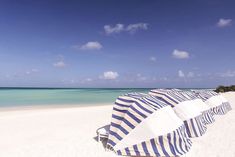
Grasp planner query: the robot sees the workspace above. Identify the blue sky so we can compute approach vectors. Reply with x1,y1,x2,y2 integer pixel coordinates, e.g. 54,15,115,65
0,0,235,88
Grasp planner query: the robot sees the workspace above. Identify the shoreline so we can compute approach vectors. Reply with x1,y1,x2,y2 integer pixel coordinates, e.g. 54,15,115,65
0,103,113,112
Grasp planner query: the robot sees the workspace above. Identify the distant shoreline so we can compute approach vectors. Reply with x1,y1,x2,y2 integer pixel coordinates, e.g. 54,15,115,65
0,87,215,90
0,103,113,112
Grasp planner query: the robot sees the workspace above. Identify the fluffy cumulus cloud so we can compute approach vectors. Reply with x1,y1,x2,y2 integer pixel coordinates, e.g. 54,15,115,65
80,41,103,50
104,23,148,35
217,18,232,27
104,24,125,34
100,71,119,80
149,56,156,62
126,23,148,33
172,49,189,59
178,70,185,78
53,61,66,68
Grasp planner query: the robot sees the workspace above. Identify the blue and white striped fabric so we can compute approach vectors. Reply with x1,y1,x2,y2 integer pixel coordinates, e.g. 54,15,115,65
171,88,183,92
194,90,232,115
107,93,192,156
179,90,215,125
149,89,207,138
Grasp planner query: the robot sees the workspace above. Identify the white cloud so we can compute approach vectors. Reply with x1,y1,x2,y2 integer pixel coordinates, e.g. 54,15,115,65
161,77,168,81
172,49,189,59
126,23,148,33
100,71,119,80
178,70,196,79
70,79,75,84
149,56,156,62
53,61,66,68
71,45,80,50
217,18,232,27
137,73,147,81
220,70,235,77
137,73,142,77
104,23,148,35
178,70,185,78
104,24,125,34
86,78,93,82
80,41,103,50
187,72,194,78
31,69,38,72
25,69,39,75
5,74,11,78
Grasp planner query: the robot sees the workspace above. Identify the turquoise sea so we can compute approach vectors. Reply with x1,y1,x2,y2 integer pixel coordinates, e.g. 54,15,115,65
0,88,213,108
0,88,151,108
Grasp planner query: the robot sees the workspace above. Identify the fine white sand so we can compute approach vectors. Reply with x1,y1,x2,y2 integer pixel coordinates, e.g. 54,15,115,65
186,92,235,157
0,92,234,157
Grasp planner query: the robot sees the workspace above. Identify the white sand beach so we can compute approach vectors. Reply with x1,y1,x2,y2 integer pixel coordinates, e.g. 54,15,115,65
0,92,234,157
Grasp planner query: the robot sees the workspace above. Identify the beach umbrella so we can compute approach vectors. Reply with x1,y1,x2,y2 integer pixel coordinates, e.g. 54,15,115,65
171,88,183,92
179,90,215,125
107,93,192,156
149,89,207,138
194,90,232,115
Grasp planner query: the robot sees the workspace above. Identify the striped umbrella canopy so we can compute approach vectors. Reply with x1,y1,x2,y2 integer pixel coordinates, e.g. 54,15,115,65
107,93,192,157
149,89,207,138
194,90,232,115
171,88,183,92
178,90,215,125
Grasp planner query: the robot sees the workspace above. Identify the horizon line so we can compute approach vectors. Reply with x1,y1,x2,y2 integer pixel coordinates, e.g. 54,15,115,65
0,87,216,89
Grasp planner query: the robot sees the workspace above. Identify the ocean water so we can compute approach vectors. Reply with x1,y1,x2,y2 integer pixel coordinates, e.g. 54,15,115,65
0,88,213,108
0,88,152,108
